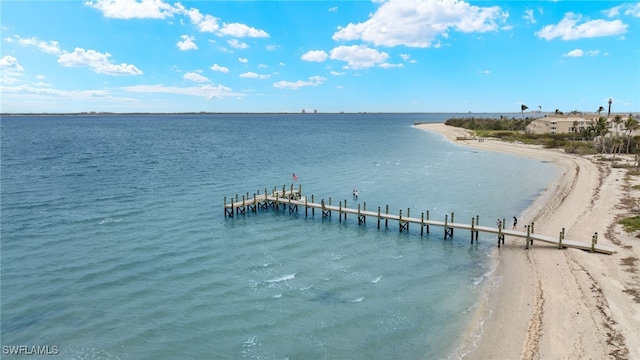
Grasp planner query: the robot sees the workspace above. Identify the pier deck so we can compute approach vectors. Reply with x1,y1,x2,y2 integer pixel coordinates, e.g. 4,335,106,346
224,185,615,255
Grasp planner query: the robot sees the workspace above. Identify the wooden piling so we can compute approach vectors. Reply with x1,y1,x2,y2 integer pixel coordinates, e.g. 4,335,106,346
525,225,531,249
558,228,565,249
471,217,475,243
426,211,430,233
344,199,347,220
444,214,448,239
421,213,425,236
363,202,367,224
385,205,389,228
377,207,381,229
497,220,502,248
451,212,455,237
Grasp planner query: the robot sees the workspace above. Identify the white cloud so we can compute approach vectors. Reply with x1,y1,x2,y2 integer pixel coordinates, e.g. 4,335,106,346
378,63,404,69
332,0,508,48
57,48,143,75
1,55,24,72
536,12,628,40
329,6,338,12
329,45,389,69
175,5,219,32
218,23,269,38
562,49,600,57
273,76,326,90
122,83,241,99
183,71,210,82
258,64,268,69
177,35,198,50
399,54,410,61
330,70,346,76
301,50,329,62
604,5,623,17
84,0,177,19
239,72,270,79
14,36,62,54
210,64,229,73
266,45,279,51
238,57,248,63
1,55,25,85
2,84,110,98
478,69,490,74
625,3,640,17
523,9,536,24
605,3,640,18
228,39,249,49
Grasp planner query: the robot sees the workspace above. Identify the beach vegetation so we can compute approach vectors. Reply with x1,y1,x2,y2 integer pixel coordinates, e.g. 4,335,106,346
564,141,598,155
631,185,640,190
444,117,531,131
619,216,640,233
627,168,640,176
445,116,640,157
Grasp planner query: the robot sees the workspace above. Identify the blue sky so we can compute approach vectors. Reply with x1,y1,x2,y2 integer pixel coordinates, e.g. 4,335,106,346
1,0,639,113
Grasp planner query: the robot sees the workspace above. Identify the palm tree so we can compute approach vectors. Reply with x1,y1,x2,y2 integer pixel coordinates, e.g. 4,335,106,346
597,106,605,116
589,117,610,152
612,115,623,136
595,117,609,137
573,120,579,140
624,116,639,154
608,98,612,117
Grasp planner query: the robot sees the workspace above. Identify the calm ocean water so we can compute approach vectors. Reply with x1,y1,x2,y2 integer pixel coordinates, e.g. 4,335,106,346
1,114,556,359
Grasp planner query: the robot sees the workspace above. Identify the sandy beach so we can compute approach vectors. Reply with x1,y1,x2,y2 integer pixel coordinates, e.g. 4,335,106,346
416,123,640,360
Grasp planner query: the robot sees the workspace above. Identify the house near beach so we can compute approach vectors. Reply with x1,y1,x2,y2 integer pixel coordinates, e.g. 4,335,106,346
525,114,640,136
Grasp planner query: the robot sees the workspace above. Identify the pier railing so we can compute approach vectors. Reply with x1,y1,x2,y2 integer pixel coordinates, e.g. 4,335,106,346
223,185,614,255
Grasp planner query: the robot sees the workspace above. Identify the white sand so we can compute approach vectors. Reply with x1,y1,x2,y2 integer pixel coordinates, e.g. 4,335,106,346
415,123,640,360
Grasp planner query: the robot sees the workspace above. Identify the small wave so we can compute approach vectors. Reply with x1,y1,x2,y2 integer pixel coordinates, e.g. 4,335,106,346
371,276,382,284
300,285,314,291
350,297,364,303
265,273,296,283
98,217,123,225
271,294,282,299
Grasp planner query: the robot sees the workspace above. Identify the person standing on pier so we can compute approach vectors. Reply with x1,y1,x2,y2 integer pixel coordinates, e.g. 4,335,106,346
513,216,518,229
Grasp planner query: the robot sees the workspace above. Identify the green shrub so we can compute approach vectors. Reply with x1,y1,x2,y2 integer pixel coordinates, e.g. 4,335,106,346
619,216,640,232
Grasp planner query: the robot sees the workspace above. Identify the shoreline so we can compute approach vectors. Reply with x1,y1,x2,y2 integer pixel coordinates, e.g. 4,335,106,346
415,123,640,360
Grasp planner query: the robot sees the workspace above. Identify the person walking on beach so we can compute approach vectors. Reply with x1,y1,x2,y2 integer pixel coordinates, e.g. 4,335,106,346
512,216,518,229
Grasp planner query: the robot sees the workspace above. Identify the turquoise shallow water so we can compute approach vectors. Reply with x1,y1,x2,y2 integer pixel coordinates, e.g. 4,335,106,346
1,114,556,359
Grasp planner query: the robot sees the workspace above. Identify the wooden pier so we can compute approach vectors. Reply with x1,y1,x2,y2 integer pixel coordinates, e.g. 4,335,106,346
224,185,615,255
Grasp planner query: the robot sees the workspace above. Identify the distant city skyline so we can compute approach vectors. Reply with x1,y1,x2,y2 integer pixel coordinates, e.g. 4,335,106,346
1,0,639,114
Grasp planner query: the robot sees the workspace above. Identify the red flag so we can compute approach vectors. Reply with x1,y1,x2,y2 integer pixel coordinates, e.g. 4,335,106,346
292,173,298,182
